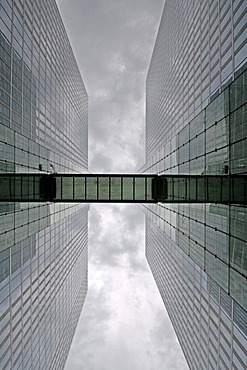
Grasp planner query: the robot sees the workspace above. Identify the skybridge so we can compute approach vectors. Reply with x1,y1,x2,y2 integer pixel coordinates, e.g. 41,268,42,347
0,174,246,204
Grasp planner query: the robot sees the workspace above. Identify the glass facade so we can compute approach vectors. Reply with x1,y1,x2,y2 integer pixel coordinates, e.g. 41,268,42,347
140,0,247,369
0,0,89,369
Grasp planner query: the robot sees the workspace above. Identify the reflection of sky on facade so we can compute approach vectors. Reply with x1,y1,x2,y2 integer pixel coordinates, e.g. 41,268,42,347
140,0,247,367
0,0,89,367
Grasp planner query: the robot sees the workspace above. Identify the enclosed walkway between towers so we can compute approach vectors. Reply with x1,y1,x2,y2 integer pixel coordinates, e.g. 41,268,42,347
0,173,246,204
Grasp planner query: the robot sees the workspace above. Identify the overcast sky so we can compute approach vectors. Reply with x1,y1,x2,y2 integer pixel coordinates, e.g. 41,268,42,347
56,1,189,369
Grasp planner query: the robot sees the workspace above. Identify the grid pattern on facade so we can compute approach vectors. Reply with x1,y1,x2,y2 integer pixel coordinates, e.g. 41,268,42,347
141,0,247,369
146,0,246,160
0,0,89,369
0,0,88,169
0,210,88,370
142,72,247,312
145,220,247,370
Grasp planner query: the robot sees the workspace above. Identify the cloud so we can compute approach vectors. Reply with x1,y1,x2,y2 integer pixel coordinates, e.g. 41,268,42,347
149,310,189,370
65,283,112,370
93,88,112,100
88,204,145,268
57,1,189,369
108,52,127,73
57,0,163,173
66,250,188,370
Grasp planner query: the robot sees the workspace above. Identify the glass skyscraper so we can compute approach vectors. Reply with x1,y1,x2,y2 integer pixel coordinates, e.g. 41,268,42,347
0,0,88,369
0,0,246,369
140,0,247,369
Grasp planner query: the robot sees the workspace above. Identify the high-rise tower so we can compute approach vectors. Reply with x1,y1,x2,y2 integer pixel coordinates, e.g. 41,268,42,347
140,0,247,368
1,0,247,369
0,1,88,369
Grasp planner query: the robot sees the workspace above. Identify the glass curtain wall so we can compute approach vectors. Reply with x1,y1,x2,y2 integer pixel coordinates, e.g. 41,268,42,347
0,1,89,369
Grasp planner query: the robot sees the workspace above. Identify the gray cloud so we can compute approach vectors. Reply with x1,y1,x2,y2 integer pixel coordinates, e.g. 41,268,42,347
57,0,163,173
56,0,188,369
66,254,188,370
149,310,189,370
88,204,145,268
65,283,112,370
65,205,189,370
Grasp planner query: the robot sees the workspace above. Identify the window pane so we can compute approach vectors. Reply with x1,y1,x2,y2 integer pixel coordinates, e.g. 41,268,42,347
123,177,133,200
98,177,109,200
74,176,85,200
110,177,121,200
135,177,145,201
86,177,97,200
61,176,73,200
